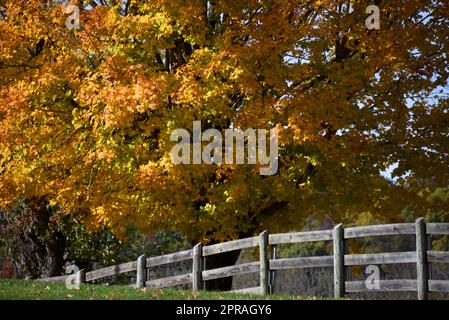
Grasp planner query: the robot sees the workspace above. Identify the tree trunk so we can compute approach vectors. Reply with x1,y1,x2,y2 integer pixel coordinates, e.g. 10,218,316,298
204,250,240,291
14,198,66,278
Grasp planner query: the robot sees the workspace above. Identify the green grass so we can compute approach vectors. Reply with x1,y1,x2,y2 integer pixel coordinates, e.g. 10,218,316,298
0,279,333,300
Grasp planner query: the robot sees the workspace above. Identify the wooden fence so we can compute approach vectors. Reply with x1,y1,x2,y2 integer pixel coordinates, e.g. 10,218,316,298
43,218,449,299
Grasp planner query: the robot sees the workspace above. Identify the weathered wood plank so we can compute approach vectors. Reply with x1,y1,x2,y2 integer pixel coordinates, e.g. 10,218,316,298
427,251,449,263
345,280,417,293
269,256,333,270
269,230,333,245
202,237,259,257
202,262,260,281
192,244,203,291
428,280,449,292
426,223,449,235
344,251,416,266
86,261,137,281
40,275,69,283
136,254,146,288
146,249,193,267
344,223,415,239
333,224,344,299
76,269,86,285
416,217,428,300
270,245,277,295
259,231,269,295
146,273,192,288
231,287,261,294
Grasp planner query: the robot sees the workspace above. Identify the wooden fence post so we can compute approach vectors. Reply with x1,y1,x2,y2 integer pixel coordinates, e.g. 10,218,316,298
416,217,428,300
192,243,203,291
76,269,85,287
333,224,344,298
136,254,147,288
269,245,277,294
259,230,269,295
202,256,207,290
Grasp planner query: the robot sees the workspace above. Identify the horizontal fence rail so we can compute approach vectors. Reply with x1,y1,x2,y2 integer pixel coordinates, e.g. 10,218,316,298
428,280,449,292
426,223,449,235
427,251,449,263
344,251,417,266
86,261,137,282
344,223,416,239
41,218,449,299
269,230,333,244
146,273,192,288
202,262,260,281
146,249,193,267
202,237,259,256
270,256,334,270
345,279,418,293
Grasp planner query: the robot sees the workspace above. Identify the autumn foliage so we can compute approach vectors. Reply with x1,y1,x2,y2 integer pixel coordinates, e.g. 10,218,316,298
0,0,448,244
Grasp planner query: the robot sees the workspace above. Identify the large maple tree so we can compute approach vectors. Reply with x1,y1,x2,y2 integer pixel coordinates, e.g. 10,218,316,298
0,0,448,247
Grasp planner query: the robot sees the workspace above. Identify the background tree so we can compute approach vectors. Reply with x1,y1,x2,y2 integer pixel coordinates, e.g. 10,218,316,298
0,0,448,288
